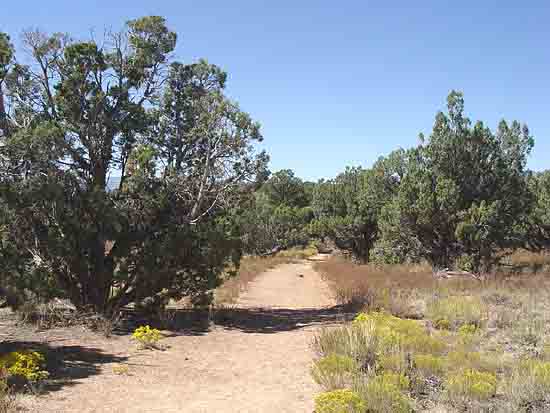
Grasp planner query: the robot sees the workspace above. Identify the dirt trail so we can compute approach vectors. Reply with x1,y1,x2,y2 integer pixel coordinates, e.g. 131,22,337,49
29,257,341,413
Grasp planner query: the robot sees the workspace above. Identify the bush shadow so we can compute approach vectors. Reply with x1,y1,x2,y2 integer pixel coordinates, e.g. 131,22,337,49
0,340,128,394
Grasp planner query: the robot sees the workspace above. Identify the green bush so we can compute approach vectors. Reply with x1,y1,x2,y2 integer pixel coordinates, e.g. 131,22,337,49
354,311,446,356
0,351,49,382
427,296,486,330
312,354,359,391
314,389,366,413
445,369,497,402
355,372,412,413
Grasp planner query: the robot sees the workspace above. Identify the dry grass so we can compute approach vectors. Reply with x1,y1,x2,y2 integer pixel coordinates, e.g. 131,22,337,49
311,251,550,412
214,246,317,305
0,379,17,413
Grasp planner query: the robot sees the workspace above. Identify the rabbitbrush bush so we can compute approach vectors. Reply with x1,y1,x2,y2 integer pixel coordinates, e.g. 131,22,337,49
314,389,366,413
311,354,359,391
0,351,49,382
353,311,445,356
132,325,162,349
354,372,412,413
427,296,486,330
445,368,497,402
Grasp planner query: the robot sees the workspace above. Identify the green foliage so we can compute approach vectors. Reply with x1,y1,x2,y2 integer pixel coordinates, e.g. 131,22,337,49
238,170,314,254
132,325,162,349
0,351,48,382
376,92,535,271
314,389,366,413
261,169,311,208
353,312,446,356
311,165,397,262
427,296,486,330
311,354,359,391
355,372,412,413
413,354,447,377
0,18,267,316
445,369,497,402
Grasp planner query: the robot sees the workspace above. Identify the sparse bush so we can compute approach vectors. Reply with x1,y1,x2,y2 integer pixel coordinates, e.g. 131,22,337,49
378,352,409,375
313,322,378,371
311,354,359,391
355,372,412,413
513,315,545,347
446,350,499,374
427,296,486,330
132,325,162,349
314,389,366,413
413,354,447,377
445,369,497,402
507,359,550,409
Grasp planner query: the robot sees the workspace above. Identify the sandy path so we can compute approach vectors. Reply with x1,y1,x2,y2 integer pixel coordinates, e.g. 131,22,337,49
29,258,340,413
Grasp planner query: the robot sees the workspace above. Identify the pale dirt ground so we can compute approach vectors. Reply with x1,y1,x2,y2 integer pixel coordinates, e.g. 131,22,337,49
18,257,343,413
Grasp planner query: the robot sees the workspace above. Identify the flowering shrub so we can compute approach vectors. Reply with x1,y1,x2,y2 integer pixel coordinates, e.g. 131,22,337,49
315,389,366,413
132,325,162,349
0,351,49,382
353,311,445,356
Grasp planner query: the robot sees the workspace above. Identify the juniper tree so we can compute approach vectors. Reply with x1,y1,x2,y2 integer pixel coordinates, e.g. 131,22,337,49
0,17,267,315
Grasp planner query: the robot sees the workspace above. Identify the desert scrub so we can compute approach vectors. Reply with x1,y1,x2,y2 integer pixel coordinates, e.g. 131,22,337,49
413,354,447,377
507,359,550,409
312,354,359,391
314,389,366,413
313,322,377,370
354,312,446,356
132,325,162,349
427,296,486,330
446,350,499,374
445,368,497,403
0,351,49,382
0,373,17,413
354,372,412,413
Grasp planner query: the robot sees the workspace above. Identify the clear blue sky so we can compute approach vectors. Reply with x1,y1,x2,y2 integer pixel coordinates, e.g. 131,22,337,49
4,1,549,181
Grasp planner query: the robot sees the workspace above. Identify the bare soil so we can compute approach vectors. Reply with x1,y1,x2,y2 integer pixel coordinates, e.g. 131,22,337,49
11,257,344,413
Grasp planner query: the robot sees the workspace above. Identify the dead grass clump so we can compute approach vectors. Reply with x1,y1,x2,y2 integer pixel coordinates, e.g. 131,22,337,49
0,376,17,413
15,301,120,338
316,258,433,317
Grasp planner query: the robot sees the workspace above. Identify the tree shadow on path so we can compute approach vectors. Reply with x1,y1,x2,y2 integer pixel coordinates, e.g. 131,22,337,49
212,305,355,333
164,304,353,334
